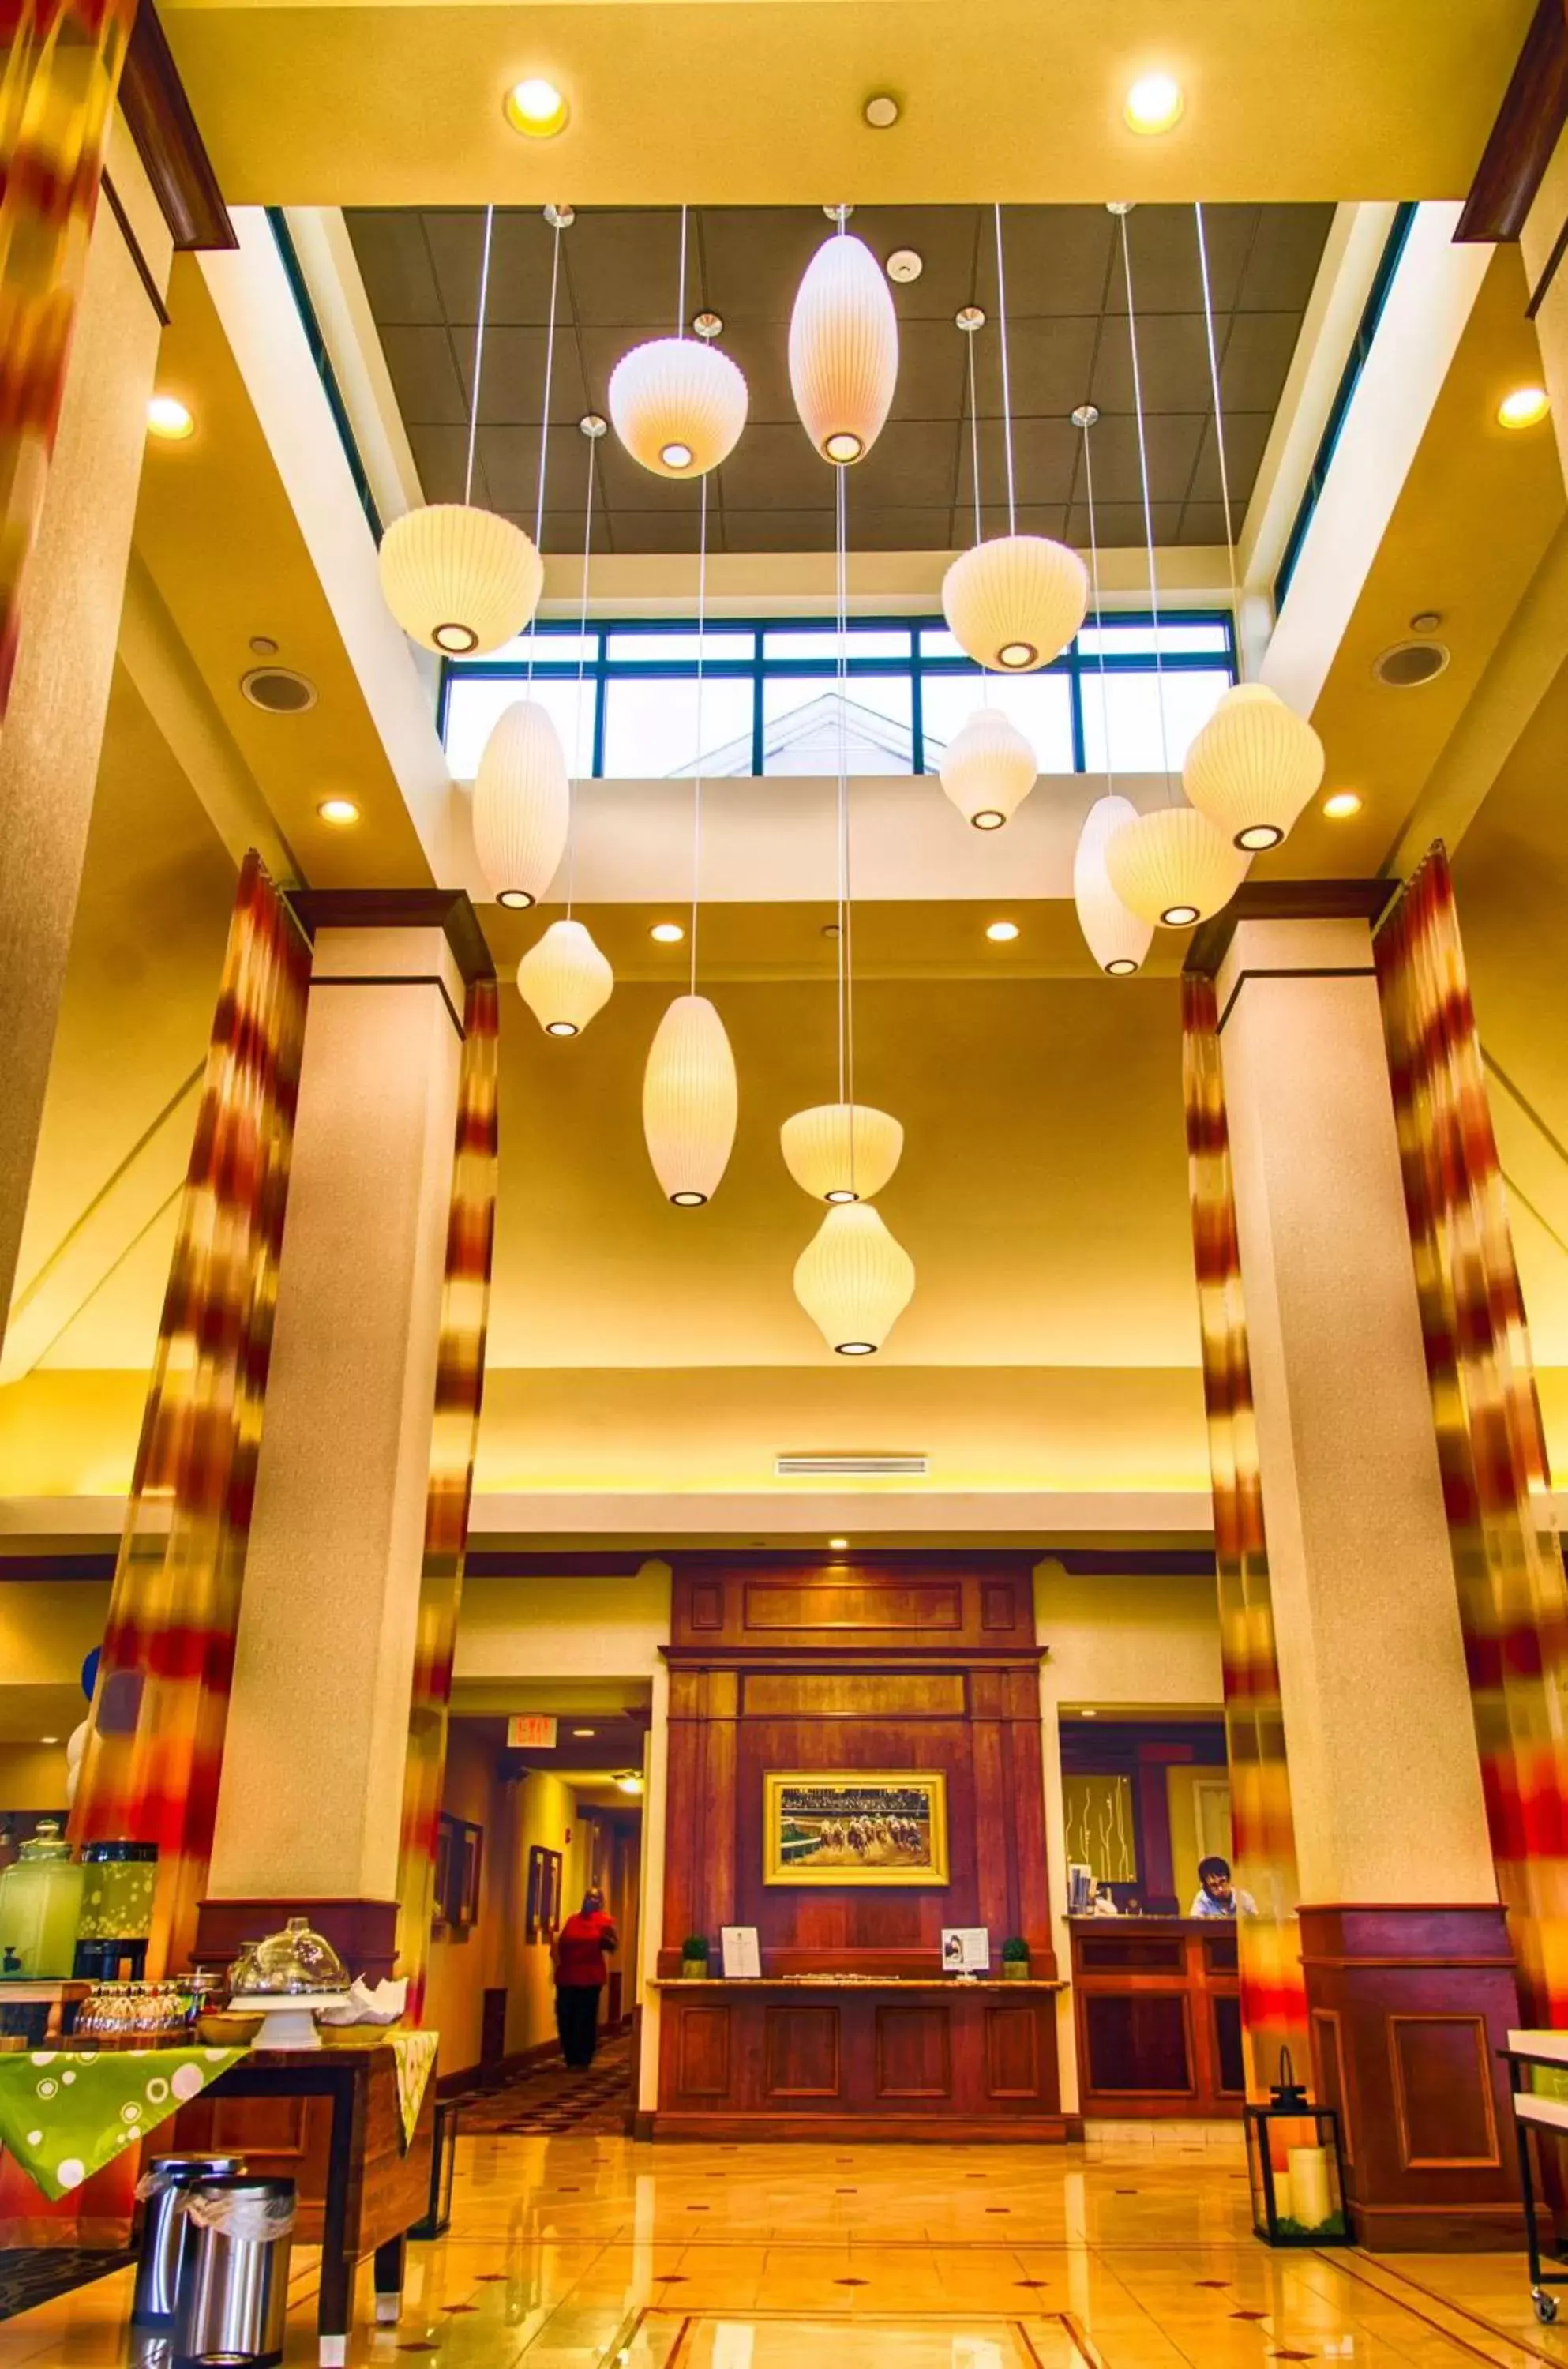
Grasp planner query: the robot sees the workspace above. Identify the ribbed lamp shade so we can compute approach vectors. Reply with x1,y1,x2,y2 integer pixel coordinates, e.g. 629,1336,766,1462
643,993,738,1206
608,337,748,479
472,700,570,908
793,1202,915,1357
780,1102,904,1203
1182,681,1326,850
378,503,542,655
939,708,1038,831
1074,794,1154,975
516,918,613,1038
788,233,898,464
1105,804,1249,929
941,534,1088,674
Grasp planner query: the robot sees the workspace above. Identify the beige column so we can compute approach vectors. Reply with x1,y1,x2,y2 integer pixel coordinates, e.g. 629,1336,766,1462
203,905,471,1975
0,122,172,1348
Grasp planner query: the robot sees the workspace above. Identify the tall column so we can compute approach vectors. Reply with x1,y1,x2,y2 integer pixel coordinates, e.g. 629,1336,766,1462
199,897,479,1980
1216,904,1522,2251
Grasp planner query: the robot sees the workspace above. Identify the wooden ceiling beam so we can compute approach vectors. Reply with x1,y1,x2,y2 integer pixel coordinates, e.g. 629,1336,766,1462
1455,0,1568,245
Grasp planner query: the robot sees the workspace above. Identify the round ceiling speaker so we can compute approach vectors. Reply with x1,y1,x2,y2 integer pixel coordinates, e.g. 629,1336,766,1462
1074,793,1154,975
1372,639,1450,689
1182,681,1325,851
240,666,317,714
378,503,542,655
788,231,898,464
938,707,1038,830
472,700,569,909
793,1202,915,1357
643,993,737,1206
608,336,748,479
1105,804,1249,929
941,534,1089,674
780,1102,904,1203
516,918,613,1038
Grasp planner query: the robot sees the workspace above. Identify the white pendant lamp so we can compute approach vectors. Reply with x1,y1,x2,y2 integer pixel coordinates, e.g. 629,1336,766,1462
789,227,898,464
379,206,542,655
609,336,748,479
472,700,570,908
780,1102,903,1203
940,706,1037,831
643,992,737,1205
942,534,1087,675
1105,804,1248,928
793,1202,915,1357
1075,794,1154,973
1183,681,1325,851
516,918,613,1037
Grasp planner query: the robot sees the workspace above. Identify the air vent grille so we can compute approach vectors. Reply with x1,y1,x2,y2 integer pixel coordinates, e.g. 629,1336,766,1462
1372,640,1449,690
775,1452,929,1479
242,664,318,714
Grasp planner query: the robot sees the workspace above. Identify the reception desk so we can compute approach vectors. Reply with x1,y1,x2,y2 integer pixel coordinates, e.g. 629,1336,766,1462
1069,1917,1245,2117
653,1976,1071,2142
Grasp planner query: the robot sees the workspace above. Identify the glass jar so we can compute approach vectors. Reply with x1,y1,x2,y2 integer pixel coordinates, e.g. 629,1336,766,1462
0,1821,84,1980
76,1842,157,1939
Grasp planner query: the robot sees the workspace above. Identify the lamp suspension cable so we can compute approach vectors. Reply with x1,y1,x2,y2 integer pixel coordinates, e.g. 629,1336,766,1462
1194,201,1243,677
676,201,688,336
1113,203,1174,798
565,426,599,919
966,320,983,550
523,208,565,696
1074,405,1115,787
688,474,708,994
992,204,1017,536
834,463,857,1187
463,205,495,508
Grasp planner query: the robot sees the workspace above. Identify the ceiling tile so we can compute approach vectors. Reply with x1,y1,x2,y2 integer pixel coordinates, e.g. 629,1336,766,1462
852,507,962,553
1219,311,1307,414
568,207,686,325
343,209,442,325
1088,311,1214,414
887,318,969,422
1187,412,1274,507
697,208,835,322
992,206,1116,315
971,314,1101,421
853,419,961,509
958,414,1079,511
456,326,589,425
852,205,981,321
1066,498,1183,549
1082,411,1205,506
379,324,467,427
718,419,837,510
1239,204,1337,312
699,318,795,426
1104,205,1259,317
718,508,835,553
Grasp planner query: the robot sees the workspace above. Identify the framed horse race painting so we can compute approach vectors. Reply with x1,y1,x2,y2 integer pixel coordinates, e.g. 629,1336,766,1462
763,1771,950,1886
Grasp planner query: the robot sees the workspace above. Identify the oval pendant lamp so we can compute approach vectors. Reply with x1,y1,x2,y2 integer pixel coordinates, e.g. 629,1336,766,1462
939,707,1037,831
942,534,1087,675
794,1202,916,1357
1075,794,1154,974
1105,804,1247,928
610,336,748,479
643,992,737,1205
780,1102,903,1203
516,918,613,1037
472,700,570,908
789,228,898,464
1183,681,1325,850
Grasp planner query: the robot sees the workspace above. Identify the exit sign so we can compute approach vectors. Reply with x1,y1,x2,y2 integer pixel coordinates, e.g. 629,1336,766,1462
507,1714,558,1750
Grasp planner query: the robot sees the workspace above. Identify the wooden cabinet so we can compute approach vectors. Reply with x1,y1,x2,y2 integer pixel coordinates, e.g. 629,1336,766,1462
1069,1917,1244,2117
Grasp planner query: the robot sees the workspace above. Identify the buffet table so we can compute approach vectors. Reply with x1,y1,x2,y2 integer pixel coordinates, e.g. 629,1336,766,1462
1068,1916,1244,2117
651,1975,1070,2141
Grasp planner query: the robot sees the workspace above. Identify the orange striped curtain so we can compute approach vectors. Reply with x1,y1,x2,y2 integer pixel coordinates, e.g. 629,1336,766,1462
1374,844,1568,2029
395,976,499,2021
1182,974,1311,2093
0,0,137,719
71,853,312,1975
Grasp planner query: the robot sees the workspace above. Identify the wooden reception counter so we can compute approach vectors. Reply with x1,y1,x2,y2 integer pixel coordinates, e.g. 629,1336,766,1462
652,1976,1071,2142
1068,1916,1245,2117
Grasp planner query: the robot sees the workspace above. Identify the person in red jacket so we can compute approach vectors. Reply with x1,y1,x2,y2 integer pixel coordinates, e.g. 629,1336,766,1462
550,1885,618,2068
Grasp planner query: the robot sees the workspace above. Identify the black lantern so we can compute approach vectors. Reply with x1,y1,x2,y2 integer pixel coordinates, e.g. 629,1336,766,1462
1243,2052,1349,2246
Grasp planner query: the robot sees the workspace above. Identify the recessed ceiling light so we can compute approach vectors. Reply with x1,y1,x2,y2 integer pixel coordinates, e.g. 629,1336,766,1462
40,1736,58,1744
821,921,842,939
615,1771,645,1794
828,1537,849,1549
249,634,279,658
692,310,724,340
1498,385,1550,430
242,664,317,714
886,249,923,284
1081,1708,1099,1718
1409,610,1442,633
864,94,899,128
148,393,193,440
317,797,360,826
1322,790,1362,819
651,921,685,944
986,919,1020,941
1123,73,1184,133
572,1727,595,1737
505,77,569,137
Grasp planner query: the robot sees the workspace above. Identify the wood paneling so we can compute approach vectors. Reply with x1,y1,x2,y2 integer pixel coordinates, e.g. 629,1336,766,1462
1069,1918,1241,2118
742,1673,966,1719
669,1557,1038,1657
1389,2016,1499,2170
766,2005,841,2097
985,2001,1041,2099
875,2004,951,2099
673,2005,731,2097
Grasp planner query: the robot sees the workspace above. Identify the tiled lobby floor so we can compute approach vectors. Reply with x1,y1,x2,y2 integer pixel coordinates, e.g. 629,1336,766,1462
2,2123,1566,2369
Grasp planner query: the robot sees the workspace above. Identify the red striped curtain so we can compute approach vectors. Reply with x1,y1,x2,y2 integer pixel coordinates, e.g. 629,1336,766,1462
394,976,499,2021
0,0,137,719
70,853,312,1976
1374,844,1568,2028
1182,974,1311,2093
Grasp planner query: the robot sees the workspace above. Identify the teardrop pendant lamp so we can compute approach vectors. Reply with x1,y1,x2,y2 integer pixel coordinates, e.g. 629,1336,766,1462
781,1103,904,1203
380,206,542,654
941,208,1086,672
794,1203,916,1357
610,211,748,477
789,218,898,464
940,707,1037,832
1070,403,1153,976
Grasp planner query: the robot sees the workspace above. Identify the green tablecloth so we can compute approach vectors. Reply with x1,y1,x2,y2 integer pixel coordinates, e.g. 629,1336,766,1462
320,2028,439,2149
0,2046,250,2200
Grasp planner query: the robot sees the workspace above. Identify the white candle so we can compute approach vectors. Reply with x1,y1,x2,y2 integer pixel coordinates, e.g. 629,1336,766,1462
1270,2168,1293,2224
1288,2144,1332,2230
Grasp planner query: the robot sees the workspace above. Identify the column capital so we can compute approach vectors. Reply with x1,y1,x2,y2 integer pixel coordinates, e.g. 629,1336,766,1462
289,888,494,985
1187,879,1394,1019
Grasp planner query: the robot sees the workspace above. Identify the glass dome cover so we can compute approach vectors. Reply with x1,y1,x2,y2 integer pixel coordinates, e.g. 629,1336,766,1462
229,1914,349,1997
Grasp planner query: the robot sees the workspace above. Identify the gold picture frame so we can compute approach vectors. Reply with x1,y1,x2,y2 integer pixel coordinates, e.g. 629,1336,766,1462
763,1771,950,1887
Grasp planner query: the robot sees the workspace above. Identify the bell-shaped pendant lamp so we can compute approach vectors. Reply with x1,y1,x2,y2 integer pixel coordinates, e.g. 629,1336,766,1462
1074,795,1155,975
1105,805,1249,929
609,337,748,479
516,918,613,1037
793,1202,915,1357
472,700,570,909
1183,681,1326,851
643,993,737,1206
788,232,898,465
379,503,543,656
941,534,1088,675
780,1102,903,1204
939,707,1038,832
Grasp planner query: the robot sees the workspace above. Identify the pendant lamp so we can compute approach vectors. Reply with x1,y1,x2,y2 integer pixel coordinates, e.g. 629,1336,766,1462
472,700,570,907
1183,681,1325,851
939,707,1037,831
1075,794,1155,974
780,1102,903,1203
1105,804,1247,928
793,1202,915,1357
610,337,748,479
643,992,737,1205
789,228,898,464
516,918,613,1038
942,534,1087,675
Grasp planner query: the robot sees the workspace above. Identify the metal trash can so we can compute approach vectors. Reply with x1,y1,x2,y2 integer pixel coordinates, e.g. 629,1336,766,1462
133,2155,249,2329
173,2174,296,2369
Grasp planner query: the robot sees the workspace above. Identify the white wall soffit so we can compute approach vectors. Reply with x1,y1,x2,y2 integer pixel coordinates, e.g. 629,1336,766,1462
198,208,458,879
279,207,424,531
1261,202,1491,722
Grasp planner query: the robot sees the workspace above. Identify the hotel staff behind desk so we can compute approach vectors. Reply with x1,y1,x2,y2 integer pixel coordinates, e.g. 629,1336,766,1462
1188,1856,1256,1917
